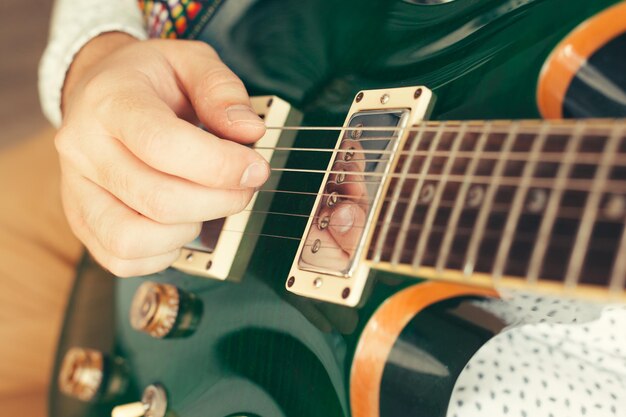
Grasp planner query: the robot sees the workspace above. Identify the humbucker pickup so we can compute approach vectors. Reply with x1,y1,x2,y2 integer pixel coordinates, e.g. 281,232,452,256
286,87,434,306
286,88,626,305
173,96,301,280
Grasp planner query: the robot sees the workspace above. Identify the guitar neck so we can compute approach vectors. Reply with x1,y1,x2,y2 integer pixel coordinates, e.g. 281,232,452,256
367,119,626,299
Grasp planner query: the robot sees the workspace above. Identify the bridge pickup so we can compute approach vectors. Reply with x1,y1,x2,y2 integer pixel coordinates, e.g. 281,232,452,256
286,87,434,306
173,96,301,280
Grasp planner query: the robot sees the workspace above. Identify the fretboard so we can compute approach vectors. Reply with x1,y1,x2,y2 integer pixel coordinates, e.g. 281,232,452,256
367,119,626,299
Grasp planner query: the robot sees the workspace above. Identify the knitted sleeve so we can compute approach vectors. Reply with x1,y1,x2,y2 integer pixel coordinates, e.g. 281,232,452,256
38,0,148,127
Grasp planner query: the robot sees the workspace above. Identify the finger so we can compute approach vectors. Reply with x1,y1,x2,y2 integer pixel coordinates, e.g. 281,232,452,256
75,134,254,224
157,41,266,143
326,201,367,256
62,172,201,260
91,240,181,278
96,89,269,188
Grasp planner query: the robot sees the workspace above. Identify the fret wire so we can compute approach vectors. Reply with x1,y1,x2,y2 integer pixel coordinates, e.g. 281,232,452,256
372,124,425,262
463,123,519,277
526,122,584,284
391,123,446,265
436,123,492,273
412,123,467,269
609,221,626,292
564,124,623,288
491,124,550,283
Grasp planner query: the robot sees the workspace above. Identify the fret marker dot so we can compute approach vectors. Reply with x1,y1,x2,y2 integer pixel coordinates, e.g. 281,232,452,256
467,185,484,208
604,194,625,219
526,189,548,213
419,183,435,204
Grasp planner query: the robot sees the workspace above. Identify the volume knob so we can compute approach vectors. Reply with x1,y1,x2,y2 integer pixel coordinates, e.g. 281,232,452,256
58,347,128,402
130,281,201,338
58,348,103,401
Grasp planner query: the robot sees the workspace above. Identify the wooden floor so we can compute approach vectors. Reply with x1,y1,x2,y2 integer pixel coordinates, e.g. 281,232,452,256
0,0,52,148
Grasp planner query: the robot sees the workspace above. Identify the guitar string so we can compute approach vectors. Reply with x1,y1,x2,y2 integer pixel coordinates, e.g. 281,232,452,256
189,123,625,271
260,174,626,192
214,222,620,255
263,123,623,132
256,147,626,165
240,202,612,228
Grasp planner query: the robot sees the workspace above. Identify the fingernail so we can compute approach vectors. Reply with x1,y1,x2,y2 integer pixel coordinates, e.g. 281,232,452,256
330,205,355,234
240,160,269,187
226,105,264,126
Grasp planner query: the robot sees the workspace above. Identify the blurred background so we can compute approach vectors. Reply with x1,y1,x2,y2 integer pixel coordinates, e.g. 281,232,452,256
0,0,52,147
0,1,83,415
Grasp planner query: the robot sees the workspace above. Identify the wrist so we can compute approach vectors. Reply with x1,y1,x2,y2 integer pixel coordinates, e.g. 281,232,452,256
62,32,138,114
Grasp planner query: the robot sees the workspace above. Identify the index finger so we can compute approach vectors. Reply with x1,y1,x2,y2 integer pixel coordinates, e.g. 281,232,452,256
100,90,269,189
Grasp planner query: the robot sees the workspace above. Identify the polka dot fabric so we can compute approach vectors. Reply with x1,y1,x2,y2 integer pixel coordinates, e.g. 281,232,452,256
448,297,626,417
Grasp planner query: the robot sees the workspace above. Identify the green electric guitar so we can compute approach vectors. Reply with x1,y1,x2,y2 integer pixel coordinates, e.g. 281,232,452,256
53,1,626,417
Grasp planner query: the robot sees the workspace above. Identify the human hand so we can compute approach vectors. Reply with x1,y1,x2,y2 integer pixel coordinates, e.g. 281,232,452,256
56,33,269,277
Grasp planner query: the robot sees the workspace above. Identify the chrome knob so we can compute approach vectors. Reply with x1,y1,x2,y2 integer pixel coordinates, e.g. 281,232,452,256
58,347,103,401
130,282,201,338
112,384,168,417
58,347,128,402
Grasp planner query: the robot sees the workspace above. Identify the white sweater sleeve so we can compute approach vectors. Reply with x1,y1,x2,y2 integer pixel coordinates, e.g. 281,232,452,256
38,0,148,127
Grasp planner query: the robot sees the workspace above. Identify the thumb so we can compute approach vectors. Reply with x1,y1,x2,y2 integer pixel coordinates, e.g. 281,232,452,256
158,40,265,143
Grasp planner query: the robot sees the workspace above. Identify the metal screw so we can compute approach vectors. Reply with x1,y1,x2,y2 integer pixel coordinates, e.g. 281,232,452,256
355,92,364,102
267,98,273,107
344,147,356,161
287,276,295,287
186,253,193,262
311,239,322,253
380,94,390,104
341,287,351,299
318,216,330,230
327,192,338,207
313,278,323,288
205,260,213,270
350,124,363,139
414,88,423,99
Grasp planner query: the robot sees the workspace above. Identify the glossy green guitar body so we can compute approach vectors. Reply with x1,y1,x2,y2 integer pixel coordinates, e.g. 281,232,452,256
51,1,625,416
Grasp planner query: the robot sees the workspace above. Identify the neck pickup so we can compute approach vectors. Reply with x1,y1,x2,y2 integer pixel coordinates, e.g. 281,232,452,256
286,87,435,306
287,89,626,306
